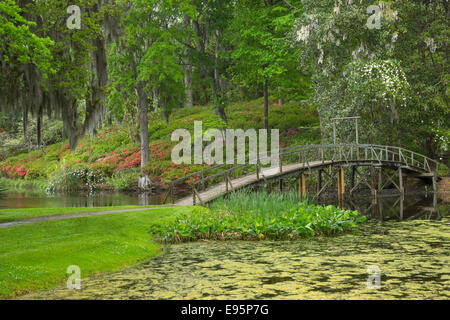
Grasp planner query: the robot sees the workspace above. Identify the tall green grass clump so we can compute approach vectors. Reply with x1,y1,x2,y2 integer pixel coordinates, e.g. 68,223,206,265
149,190,366,243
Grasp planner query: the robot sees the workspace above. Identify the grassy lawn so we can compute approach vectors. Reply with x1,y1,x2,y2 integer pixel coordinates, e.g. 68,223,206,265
0,206,191,298
0,205,174,223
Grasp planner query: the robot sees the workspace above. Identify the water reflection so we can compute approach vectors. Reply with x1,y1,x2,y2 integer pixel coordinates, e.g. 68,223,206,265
316,192,442,221
0,188,446,224
0,191,165,209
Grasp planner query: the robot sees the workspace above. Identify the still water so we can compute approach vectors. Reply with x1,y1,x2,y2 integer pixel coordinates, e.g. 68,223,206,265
19,213,450,300
4,189,449,299
0,190,166,209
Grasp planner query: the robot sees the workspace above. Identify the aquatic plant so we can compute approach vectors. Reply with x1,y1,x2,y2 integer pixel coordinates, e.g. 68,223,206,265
149,191,366,243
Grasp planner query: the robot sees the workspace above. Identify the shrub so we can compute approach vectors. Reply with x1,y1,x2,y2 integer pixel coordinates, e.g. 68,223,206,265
105,169,141,191
437,163,450,177
47,167,105,193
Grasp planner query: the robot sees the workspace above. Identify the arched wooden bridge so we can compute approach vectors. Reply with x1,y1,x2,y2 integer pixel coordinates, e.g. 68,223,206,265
162,144,440,206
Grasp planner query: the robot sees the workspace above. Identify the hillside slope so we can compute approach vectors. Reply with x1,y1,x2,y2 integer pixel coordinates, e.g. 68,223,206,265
0,98,320,191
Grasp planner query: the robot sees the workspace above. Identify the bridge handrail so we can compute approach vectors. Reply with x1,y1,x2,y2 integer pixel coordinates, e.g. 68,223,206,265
163,144,439,204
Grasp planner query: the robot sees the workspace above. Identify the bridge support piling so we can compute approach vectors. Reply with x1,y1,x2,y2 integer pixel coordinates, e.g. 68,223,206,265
403,175,407,195
280,179,283,192
338,167,345,208
372,196,377,219
399,167,404,199
350,166,355,191
432,171,437,208
371,166,376,197
378,168,383,192
317,170,323,197
299,173,306,201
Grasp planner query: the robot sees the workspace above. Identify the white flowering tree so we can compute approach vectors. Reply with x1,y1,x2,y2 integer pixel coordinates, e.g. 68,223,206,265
294,0,448,157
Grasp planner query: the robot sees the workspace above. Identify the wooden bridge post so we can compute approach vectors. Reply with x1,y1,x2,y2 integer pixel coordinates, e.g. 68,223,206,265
299,173,306,201
403,176,407,195
317,169,323,197
225,173,229,193
372,196,377,219
350,166,355,192
432,171,437,209
371,166,376,197
378,168,383,192
399,167,404,199
338,166,345,208
280,179,283,192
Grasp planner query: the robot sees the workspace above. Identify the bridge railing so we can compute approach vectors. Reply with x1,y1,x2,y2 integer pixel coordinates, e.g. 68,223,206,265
162,144,439,204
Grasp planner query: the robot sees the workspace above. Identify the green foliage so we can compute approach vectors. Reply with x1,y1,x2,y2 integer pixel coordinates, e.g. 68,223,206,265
437,164,450,177
105,169,140,191
149,190,365,243
47,167,105,193
230,1,304,85
317,59,411,144
0,0,55,77
296,0,449,156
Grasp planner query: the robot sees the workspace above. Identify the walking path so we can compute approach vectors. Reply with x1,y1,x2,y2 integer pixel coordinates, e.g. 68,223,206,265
0,206,177,228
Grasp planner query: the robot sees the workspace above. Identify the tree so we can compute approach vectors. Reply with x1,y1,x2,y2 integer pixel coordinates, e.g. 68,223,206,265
295,0,448,157
108,0,195,167
0,0,55,145
230,0,304,130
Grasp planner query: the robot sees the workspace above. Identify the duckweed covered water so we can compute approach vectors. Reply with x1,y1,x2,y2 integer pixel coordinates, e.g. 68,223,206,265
19,210,449,300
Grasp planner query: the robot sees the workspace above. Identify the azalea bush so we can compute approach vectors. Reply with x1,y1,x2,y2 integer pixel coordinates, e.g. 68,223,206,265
149,190,365,243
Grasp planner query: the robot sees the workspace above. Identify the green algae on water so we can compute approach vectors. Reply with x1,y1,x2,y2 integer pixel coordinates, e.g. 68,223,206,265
18,213,450,300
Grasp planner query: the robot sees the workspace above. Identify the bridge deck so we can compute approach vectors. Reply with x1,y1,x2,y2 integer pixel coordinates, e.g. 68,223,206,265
175,160,331,206
169,144,438,206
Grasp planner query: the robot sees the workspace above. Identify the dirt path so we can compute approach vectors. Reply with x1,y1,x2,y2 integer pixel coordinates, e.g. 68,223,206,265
0,206,179,229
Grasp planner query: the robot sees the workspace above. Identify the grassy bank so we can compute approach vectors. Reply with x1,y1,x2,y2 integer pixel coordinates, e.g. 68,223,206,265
0,205,173,223
0,206,193,298
149,191,365,243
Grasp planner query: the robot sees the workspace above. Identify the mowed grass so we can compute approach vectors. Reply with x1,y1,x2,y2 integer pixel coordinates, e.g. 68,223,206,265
0,205,174,223
0,206,192,298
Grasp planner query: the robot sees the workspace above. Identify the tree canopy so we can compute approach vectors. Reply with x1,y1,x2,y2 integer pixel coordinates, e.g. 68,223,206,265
0,0,447,160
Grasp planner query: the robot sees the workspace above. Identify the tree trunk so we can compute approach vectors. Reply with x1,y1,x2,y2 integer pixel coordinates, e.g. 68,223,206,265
264,78,269,130
183,16,193,107
84,35,108,137
62,98,79,150
184,65,193,107
37,107,42,147
136,82,149,167
278,87,284,105
152,88,159,112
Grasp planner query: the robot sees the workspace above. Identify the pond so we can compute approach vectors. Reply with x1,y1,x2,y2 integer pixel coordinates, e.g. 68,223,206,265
18,212,449,300
6,188,449,299
0,190,166,209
